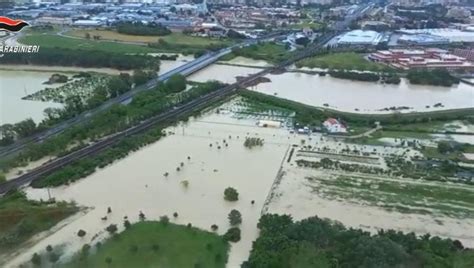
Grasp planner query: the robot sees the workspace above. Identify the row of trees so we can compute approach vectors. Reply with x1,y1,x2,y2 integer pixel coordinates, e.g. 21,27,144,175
328,70,382,82
244,214,472,267
407,69,459,87
0,119,38,146
1,47,159,70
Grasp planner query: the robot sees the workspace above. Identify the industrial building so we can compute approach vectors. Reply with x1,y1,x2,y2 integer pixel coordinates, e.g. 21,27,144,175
397,28,474,43
397,34,450,46
336,30,383,46
369,48,474,70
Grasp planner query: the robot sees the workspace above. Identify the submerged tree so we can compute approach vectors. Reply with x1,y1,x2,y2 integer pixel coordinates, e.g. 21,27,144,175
224,187,239,201
223,227,241,242
243,137,264,148
228,209,242,226
77,229,86,238
31,253,41,266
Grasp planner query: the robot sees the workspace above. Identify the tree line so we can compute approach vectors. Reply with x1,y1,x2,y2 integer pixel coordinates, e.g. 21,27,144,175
0,48,159,70
243,214,473,267
407,69,459,87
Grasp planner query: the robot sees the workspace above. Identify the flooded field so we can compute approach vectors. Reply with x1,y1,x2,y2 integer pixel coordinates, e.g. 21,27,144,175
188,64,474,113
4,98,474,267
266,143,474,247
158,54,195,76
0,55,194,125
0,70,63,124
8,107,293,267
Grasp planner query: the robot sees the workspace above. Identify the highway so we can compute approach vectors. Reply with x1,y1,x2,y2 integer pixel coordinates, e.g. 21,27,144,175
0,32,335,195
0,36,269,158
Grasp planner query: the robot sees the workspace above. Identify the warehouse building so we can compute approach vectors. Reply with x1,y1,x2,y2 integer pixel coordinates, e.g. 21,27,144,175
336,30,384,46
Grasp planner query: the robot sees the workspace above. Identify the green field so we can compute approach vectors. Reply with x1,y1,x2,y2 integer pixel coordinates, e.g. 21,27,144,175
20,34,160,54
20,31,234,54
287,20,323,30
63,221,229,268
296,52,390,71
0,191,77,254
65,29,232,48
221,42,291,63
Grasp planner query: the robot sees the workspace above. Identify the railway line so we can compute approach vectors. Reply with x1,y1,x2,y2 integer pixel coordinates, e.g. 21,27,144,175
0,32,335,195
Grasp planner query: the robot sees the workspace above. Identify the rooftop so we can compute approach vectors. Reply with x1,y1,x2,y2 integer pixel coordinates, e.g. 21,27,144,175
337,30,383,45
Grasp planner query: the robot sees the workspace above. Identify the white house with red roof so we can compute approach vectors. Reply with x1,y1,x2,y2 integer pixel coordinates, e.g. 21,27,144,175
323,118,347,133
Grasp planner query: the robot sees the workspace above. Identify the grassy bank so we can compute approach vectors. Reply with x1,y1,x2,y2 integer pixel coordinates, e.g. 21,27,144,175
0,191,77,254
296,52,390,71
63,221,229,268
221,42,291,63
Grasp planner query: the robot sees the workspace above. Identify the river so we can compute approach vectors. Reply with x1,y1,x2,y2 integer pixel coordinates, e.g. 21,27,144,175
0,70,63,125
188,63,474,114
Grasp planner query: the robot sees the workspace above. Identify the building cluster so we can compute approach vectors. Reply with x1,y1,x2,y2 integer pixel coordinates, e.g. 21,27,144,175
5,1,211,30
323,118,347,133
369,48,474,70
390,0,471,7
213,6,301,29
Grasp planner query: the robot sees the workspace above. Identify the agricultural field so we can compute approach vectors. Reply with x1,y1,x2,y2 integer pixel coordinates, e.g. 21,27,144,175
295,52,391,71
265,138,474,246
20,34,160,54
62,221,229,268
220,42,291,63
65,29,233,48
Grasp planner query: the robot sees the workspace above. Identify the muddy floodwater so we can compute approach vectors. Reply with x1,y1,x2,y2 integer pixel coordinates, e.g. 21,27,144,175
189,64,474,113
11,111,292,267
6,102,474,267
158,54,195,76
253,73,474,113
0,70,63,124
0,55,194,125
188,64,262,84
